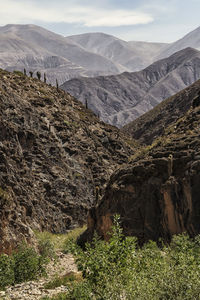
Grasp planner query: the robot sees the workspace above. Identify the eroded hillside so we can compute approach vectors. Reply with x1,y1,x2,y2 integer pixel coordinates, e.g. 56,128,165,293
0,69,135,253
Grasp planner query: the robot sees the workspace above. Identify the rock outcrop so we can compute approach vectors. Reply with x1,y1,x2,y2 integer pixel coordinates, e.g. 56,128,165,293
0,69,134,253
81,82,200,244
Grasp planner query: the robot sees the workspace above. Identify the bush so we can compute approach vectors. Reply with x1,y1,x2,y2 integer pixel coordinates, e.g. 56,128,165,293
66,216,200,300
68,215,137,299
13,244,47,283
0,254,15,290
0,243,48,289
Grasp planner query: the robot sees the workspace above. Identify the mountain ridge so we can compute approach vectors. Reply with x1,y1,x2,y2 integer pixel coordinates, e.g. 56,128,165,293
158,25,200,59
68,32,167,72
61,47,200,127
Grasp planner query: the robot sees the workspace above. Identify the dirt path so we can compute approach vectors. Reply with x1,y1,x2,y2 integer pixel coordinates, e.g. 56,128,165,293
0,252,78,300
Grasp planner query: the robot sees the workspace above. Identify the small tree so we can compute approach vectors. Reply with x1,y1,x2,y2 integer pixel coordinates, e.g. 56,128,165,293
36,71,41,80
44,73,47,83
29,71,33,78
85,99,88,109
23,68,26,76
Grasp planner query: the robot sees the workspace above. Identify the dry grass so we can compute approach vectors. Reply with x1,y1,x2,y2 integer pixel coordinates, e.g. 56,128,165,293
35,226,86,252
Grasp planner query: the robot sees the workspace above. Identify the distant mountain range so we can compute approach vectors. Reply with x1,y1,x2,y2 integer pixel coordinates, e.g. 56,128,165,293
0,24,200,87
68,32,167,72
1,24,200,127
0,24,120,85
61,47,200,127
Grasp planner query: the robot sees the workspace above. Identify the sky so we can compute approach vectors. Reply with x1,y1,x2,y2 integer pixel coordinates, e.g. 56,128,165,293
0,0,199,42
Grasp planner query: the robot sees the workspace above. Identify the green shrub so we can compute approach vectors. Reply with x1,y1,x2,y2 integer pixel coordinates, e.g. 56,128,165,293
67,281,92,300
68,215,136,299
65,216,200,300
13,244,46,283
0,254,15,290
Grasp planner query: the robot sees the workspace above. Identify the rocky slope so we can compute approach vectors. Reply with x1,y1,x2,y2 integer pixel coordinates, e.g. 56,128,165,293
0,24,120,85
0,69,134,254
68,32,167,72
122,79,200,145
81,80,200,245
61,47,200,127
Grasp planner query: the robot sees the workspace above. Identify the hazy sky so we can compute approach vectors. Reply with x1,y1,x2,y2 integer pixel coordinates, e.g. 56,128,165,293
0,0,199,42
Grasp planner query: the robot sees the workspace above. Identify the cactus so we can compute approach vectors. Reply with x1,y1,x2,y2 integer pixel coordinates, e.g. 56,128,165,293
36,71,41,80
56,79,59,91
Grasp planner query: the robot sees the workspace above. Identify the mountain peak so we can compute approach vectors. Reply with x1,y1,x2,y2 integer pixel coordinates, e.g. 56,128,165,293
158,25,200,58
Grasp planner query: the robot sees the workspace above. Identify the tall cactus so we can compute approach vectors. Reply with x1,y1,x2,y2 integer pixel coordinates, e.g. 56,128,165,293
36,71,41,80
56,79,59,91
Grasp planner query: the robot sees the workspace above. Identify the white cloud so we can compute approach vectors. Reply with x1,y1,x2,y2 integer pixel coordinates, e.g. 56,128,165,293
83,10,153,27
0,0,153,27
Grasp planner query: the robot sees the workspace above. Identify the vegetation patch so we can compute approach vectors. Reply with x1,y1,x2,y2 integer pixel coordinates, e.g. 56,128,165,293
0,254,15,289
0,243,48,290
44,272,82,290
35,226,86,253
41,292,68,300
54,215,200,300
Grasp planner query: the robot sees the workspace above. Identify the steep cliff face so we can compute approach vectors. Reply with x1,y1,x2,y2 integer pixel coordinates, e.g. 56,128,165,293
81,87,200,244
0,69,134,254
